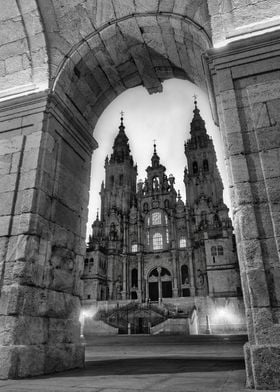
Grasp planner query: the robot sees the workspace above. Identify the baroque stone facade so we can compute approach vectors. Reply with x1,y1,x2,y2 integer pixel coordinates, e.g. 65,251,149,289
83,102,241,306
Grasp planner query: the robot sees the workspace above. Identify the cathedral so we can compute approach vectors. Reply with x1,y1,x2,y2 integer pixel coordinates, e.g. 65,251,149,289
83,101,242,306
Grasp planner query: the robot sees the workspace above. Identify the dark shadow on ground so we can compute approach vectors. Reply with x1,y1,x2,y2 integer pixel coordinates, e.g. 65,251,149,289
33,357,245,379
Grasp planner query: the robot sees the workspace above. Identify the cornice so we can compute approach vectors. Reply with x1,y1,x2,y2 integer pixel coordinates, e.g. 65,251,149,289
206,29,280,69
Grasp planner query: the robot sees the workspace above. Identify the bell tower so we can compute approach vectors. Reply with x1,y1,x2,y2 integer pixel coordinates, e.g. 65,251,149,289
184,99,223,208
100,114,137,220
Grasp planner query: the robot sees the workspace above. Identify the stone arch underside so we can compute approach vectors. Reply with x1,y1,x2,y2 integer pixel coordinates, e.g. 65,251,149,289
50,13,212,129
0,0,48,97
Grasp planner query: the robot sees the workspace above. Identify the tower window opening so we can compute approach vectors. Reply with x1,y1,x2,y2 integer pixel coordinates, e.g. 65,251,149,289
119,174,123,186
147,232,150,245
110,175,114,186
211,246,217,256
179,237,186,248
203,159,209,172
218,245,224,255
164,200,169,209
153,233,163,250
152,176,160,190
193,161,198,174
152,212,161,225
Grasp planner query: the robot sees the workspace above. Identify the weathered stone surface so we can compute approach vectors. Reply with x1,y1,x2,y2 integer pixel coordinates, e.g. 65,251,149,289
251,345,280,390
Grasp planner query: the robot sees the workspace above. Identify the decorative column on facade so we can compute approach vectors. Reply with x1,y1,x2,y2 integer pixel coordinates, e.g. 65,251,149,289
137,253,142,302
121,255,127,300
107,255,115,299
188,249,196,296
145,278,149,302
171,250,179,297
157,267,162,303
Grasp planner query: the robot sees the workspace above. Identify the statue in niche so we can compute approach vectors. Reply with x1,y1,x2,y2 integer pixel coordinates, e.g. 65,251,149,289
196,269,204,288
109,222,118,241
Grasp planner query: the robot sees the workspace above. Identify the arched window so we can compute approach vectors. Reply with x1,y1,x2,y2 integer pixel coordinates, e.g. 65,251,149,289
193,161,198,174
152,212,161,225
203,159,209,171
85,258,88,266
153,233,163,250
152,176,160,190
218,245,224,255
131,268,138,287
211,246,217,256
131,243,138,253
110,175,114,186
179,237,187,248
143,202,148,212
181,265,189,284
164,199,169,209
119,174,123,186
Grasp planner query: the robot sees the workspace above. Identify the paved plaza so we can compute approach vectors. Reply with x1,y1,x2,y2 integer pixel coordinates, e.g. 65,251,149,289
0,335,265,392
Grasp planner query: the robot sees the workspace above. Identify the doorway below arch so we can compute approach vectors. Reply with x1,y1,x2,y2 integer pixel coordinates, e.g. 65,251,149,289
148,267,172,301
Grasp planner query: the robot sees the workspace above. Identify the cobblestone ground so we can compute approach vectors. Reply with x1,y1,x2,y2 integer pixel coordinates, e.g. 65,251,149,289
0,335,265,392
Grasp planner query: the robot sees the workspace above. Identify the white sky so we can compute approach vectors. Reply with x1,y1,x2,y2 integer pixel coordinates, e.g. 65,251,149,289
87,79,230,238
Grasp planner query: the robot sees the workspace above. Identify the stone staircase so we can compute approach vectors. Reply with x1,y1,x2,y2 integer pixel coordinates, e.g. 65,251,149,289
95,301,192,334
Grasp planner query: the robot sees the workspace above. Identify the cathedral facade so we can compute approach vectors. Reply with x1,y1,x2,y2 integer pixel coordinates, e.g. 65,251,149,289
83,101,241,305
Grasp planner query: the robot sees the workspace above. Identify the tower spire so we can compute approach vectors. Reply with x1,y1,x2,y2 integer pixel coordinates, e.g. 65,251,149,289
153,139,157,154
119,111,125,131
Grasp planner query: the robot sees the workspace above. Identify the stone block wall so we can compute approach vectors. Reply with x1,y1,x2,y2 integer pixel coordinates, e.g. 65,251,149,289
208,0,280,47
208,30,280,389
0,90,97,378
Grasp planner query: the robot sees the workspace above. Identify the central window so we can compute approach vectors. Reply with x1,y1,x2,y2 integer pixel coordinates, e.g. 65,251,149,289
153,233,163,250
179,237,186,248
131,244,138,253
152,212,161,225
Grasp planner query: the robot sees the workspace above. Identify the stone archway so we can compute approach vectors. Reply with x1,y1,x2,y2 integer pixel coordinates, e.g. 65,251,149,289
148,267,172,301
1,0,280,389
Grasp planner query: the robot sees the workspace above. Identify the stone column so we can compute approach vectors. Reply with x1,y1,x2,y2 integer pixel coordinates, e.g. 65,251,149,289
121,256,127,300
145,279,149,302
207,30,280,390
157,267,162,303
137,253,142,301
171,250,178,297
188,250,196,296
0,91,97,378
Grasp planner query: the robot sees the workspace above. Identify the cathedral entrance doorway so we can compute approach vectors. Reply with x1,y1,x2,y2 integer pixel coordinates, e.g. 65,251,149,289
148,268,172,301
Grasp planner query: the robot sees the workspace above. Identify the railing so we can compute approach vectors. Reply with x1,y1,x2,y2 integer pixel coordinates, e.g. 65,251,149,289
95,301,170,334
